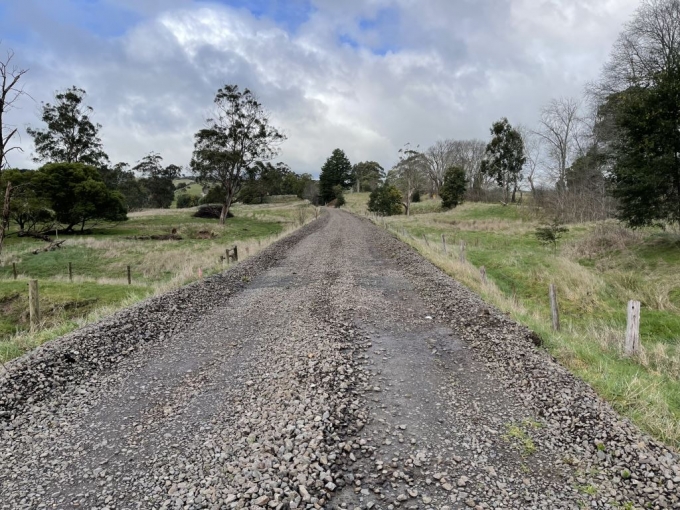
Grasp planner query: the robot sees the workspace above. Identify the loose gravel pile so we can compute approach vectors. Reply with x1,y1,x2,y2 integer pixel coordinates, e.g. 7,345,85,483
0,210,677,510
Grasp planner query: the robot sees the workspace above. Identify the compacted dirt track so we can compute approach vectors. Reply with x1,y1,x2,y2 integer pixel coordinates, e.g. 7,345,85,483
0,210,678,510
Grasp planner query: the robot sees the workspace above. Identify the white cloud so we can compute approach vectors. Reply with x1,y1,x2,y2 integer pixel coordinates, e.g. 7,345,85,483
4,0,640,176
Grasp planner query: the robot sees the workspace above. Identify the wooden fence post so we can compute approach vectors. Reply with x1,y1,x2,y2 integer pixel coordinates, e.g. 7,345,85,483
127,265,132,285
28,279,40,332
625,300,641,355
480,266,487,283
13,262,17,280
233,246,238,262
549,283,560,331
459,240,466,263
441,234,447,254
68,262,73,282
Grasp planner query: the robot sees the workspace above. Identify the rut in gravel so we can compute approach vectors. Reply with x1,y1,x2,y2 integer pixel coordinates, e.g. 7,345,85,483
0,210,678,510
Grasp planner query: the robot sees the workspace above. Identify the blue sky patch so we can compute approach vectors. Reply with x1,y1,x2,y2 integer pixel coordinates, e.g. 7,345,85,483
338,34,359,49
200,0,315,32
0,0,143,42
357,6,400,55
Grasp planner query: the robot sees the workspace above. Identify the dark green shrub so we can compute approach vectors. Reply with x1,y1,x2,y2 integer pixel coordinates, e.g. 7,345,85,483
440,166,467,209
333,185,346,208
193,204,234,219
200,186,225,205
176,193,200,208
368,185,403,216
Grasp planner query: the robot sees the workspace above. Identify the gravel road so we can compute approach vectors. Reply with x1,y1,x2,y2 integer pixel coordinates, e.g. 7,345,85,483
0,210,678,510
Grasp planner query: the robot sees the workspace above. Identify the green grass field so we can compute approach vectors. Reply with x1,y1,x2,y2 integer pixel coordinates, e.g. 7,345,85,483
0,201,315,361
172,178,203,208
346,192,680,449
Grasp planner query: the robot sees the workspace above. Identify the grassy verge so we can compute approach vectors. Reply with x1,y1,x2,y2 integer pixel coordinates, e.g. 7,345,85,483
346,192,680,449
0,201,317,362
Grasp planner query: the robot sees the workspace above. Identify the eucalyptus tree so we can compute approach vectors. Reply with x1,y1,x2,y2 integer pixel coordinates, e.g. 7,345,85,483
27,86,108,167
191,85,285,224
481,118,526,204
387,144,427,216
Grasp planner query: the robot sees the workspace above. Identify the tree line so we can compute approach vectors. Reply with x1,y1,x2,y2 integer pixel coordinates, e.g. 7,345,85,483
0,71,311,253
2,0,679,250
323,0,680,229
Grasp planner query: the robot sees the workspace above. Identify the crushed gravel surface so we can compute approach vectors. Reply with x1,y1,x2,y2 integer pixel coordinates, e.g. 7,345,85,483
0,210,677,510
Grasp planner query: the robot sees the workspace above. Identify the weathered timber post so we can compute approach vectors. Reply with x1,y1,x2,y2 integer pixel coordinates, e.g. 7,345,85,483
625,300,641,355
549,283,560,331
233,246,238,262
459,241,466,263
13,263,17,280
441,234,447,254
480,266,487,283
127,265,132,285
68,262,73,282
28,279,40,332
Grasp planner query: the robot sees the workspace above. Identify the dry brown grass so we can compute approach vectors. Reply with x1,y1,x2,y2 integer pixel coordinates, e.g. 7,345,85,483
564,222,643,260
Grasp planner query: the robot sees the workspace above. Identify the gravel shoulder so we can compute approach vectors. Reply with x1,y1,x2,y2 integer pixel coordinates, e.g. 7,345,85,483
0,210,677,510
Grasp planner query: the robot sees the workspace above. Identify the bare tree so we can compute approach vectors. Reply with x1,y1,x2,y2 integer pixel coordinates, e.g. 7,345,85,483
517,126,544,195
448,140,487,198
422,140,455,196
0,44,29,255
601,0,680,93
535,97,583,190
0,46,27,172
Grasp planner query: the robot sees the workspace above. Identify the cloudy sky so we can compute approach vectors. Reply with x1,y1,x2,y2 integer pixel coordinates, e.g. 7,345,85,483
1,0,639,176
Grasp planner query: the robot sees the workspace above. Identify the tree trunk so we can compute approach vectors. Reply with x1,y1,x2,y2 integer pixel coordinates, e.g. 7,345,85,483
220,188,235,225
0,181,12,256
